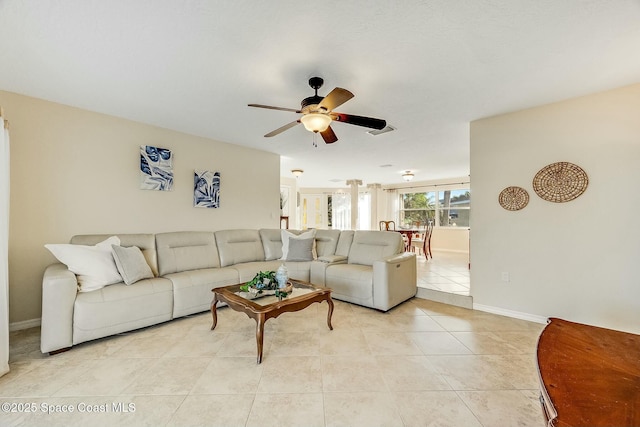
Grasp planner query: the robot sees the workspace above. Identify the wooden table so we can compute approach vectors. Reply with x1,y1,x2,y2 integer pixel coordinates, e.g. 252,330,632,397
396,229,420,248
536,317,640,427
211,280,333,363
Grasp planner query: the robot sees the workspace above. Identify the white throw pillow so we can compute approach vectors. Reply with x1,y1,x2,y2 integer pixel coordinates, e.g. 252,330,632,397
280,229,316,261
45,236,123,292
111,244,154,285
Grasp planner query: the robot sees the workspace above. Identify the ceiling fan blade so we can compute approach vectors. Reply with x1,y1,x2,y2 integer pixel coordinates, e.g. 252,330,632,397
248,104,301,113
318,88,354,112
264,121,300,137
320,126,338,144
331,113,386,130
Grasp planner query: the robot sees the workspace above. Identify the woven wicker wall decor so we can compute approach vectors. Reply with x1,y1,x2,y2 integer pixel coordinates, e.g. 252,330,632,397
533,162,588,203
498,186,529,211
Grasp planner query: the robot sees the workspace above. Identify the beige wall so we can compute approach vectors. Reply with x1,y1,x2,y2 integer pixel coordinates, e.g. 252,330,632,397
470,83,640,334
431,228,469,254
1,91,280,324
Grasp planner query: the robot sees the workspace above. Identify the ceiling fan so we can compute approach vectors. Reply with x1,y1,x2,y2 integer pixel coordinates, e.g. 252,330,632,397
248,77,386,144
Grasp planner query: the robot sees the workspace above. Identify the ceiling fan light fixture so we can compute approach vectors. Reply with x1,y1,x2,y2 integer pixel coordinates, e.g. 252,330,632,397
300,113,331,133
249,77,385,145
402,171,414,182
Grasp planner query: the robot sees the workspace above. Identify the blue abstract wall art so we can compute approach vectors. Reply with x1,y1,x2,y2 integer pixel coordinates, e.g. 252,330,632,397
140,145,173,191
194,170,221,208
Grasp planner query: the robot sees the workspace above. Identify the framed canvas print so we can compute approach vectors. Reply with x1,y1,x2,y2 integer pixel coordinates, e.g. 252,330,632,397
194,170,221,208
140,145,173,191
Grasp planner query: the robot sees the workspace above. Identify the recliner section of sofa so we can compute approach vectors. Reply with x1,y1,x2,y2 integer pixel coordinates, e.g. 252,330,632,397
314,231,416,311
40,228,416,354
66,233,173,350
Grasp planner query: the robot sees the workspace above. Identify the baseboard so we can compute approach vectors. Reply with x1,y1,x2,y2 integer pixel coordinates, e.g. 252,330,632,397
9,318,41,332
473,303,547,324
416,287,473,309
431,248,469,254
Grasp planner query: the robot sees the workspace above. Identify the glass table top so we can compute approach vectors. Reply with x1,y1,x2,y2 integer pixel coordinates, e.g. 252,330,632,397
234,281,319,306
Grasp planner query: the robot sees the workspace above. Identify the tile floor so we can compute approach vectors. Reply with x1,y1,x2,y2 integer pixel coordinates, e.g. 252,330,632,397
3,295,546,427
416,250,471,296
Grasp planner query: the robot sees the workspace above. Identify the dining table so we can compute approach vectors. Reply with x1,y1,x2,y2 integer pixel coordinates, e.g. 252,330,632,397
395,229,421,249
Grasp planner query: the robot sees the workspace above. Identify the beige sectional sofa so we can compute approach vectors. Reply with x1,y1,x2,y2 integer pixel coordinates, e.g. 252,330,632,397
40,229,416,354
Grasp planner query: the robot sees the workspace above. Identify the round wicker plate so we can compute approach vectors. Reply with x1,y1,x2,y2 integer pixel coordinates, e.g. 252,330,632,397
533,162,588,203
498,186,529,211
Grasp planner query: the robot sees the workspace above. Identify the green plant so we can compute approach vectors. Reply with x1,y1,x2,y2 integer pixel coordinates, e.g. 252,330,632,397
274,287,290,298
240,271,277,293
239,271,292,298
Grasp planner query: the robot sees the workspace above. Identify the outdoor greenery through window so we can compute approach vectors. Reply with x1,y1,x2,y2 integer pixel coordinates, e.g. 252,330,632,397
399,189,470,228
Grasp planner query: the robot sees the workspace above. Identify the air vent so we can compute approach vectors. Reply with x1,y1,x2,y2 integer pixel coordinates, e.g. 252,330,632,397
367,125,396,136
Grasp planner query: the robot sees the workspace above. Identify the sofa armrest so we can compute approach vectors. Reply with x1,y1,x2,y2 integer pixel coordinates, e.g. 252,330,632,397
40,263,78,354
310,256,348,286
317,255,348,263
379,253,415,264
372,252,417,311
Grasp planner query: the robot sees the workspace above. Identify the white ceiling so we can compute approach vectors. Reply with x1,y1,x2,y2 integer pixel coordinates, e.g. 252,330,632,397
1,1,639,188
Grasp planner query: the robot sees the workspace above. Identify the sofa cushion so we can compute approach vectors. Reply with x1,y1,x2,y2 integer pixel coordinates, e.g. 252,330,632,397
283,261,312,282
215,229,266,267
348,231,403,266
315,229,341,258
232,260,283,282
164,267,239,318
156,231,219,276
259,229,283,261
45,236,123,292
73,277,173,344
111,244,154,285
325,264,373,300
335,230,355,257
230,260,313,283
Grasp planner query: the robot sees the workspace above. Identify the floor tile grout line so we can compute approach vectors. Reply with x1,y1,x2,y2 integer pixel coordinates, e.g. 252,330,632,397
453,389,488,427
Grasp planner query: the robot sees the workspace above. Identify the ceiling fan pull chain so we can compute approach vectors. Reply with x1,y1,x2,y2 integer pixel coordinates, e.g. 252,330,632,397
312,132,318,147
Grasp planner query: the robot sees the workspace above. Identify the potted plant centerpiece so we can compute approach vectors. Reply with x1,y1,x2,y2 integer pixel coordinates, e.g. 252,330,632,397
240,271,292,299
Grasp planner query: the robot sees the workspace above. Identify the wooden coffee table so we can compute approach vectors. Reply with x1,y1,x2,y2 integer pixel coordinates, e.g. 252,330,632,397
211,280,333,363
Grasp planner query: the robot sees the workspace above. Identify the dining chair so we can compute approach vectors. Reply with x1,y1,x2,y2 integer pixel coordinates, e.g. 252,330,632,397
410,226,425,254
401,233,410,252
422,220,434,260
379,220,396,231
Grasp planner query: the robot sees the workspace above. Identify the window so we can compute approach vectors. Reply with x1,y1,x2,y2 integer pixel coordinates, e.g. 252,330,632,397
329,191,371,230
331,192,351,230
357,192,371,230
399,188,470,228
399,192,436,227
439,189,470,227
